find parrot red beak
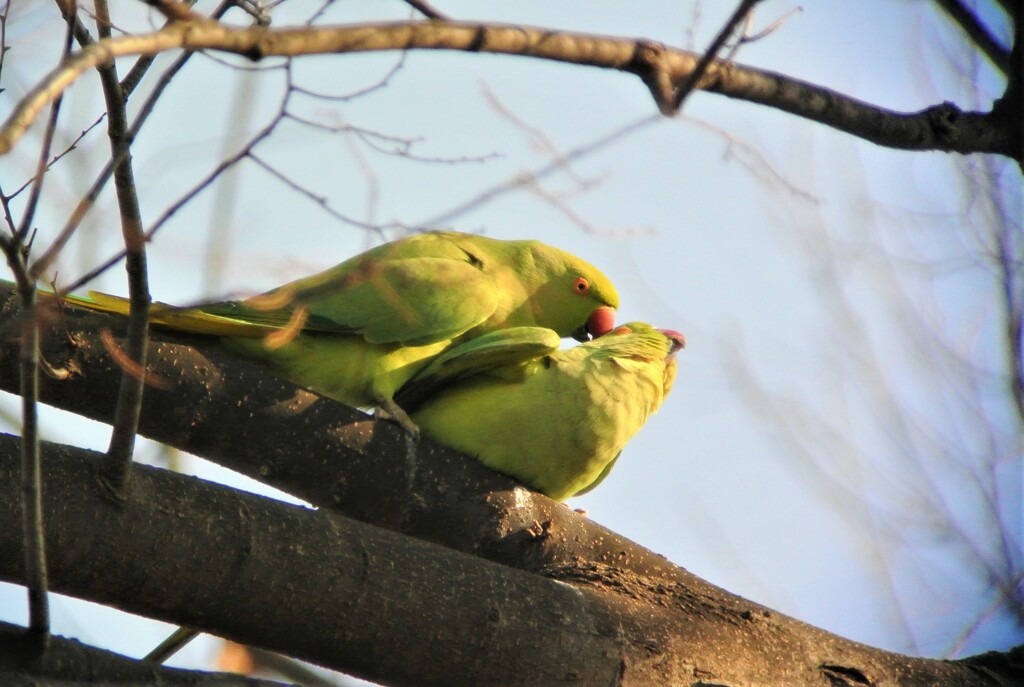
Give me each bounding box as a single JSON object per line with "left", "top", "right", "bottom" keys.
{"left": 573, "top": 306, "right": 616, "bottom": 342}
{"left": 659, "top": 329, "right": 687, "bottom": 355}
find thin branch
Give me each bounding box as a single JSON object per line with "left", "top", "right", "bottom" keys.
{"left": 12, "top": 4, "right": 75, "bottom": 242}
{"left": 402, "top": 0, "right": 448, "bottom": 20}
{"left": 670, "top": 0, "right": 762, "bottom": 111}
{"left": 74, "top": 0, "right": 151, "bottom": 496}
{"left": 120, "top": 0, "right": 220, "bottom": 96}
{"left": 987, "top": 157, "right": 1024, "bottom": 426}
{"left": 0, "top": 620, "right": 290, "bottom": 686}
{"left": 0, "top": 247, "right": 48, "bottom": 643}
{"left": 56, "top": 115, "right": 281, "bottom": 296}
{"left": 422, "top": 114, "right": 661, "bottom": 228}
{"left": 0, "top": 21, "right": 1015, "bottom": 160}
{"left": 6, "top": 115, "right": 107, "bottom": 201}
{"left": 289, "top": 51, "right": 405, "bottom": 101}
{"left": 13, "top": 279, "right": 47, "bottom": 641}
{"left": 29, "top": 0, "right": 237, "bottom": 281}
{"left": 144, "top": 626, "right": 202, "bottom": 663}
{"left": 726, "top": 6, "right": 803, "bottom": 52}
{"left": 248, "top": 152, "right": 398, "bottom": 231}
{"left": 933, "top": 0, "right": 1012, "bottom": 76}
{"left": 286, "top": 110, "right": 498, "bottom": 165}
{"left": 0, "top": 0, "right": 85, "bottom": 644}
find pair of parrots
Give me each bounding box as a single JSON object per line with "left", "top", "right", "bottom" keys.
{"left": 66, "top": 231, "right": 684, "bottom": 501}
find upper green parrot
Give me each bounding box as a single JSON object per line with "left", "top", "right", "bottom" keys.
{"left": 397, "top": 322, "right": 685, "bottom": 500}
{"left": 63, "top": 231, "right": 619, "bottom": 430}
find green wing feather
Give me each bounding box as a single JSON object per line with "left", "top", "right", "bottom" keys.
{"left": 71, "top": 252, "right": 501, "bottom": 346}
{"left": 51, "top": 231, "right": 624, "bottom": 423}
{"left": 410, "top": 322, "right": 682, "bottom": 500}
{"left": 396, "top": 327, "right": 560, "bottom": 411}
{"left": 278, "top": 256, "right": 500, "bottom": 345}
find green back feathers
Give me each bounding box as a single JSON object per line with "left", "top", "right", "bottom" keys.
{"left": 57, "top": 231, "right": 623, "bottom": 415}
{"left": 407, "top": 322, "right": 684, "bottom": 500}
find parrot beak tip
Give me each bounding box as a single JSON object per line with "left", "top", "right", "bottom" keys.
{"left": 657, "top": 329, "right": 686, "bottom": 354}
{"left": 584, "top": 306, "right": 616, "bottom": 340}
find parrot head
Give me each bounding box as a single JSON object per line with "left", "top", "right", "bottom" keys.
{"left": 658, "top": 328, "right": 687, "bottom": 355}
{"left": 602, "top": 322, "right": 685, "bottom": 397}
{"left": 469, "top": 237, "right": 620, "bottom": 342}
{"left": 550, "top": 256, "right": 620, "bottom": 342}
{"left": 603, "top": 322, "right": 686, "bottom": 358}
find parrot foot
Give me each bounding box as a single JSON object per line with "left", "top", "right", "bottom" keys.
{"left": 374, "top": 398, "right": 420, "bottom": 440}
{"left": 375, "top": 397, "right": 421, "bottom": 489}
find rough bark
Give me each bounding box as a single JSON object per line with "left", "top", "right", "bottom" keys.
{"left": 0, "top": 284, "right": 1021, "bottom": 685}
{"left": 0, "top": 435, "right": 1020, "bottom": 686}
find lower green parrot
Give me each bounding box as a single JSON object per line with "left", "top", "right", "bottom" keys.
{"left": 61, "top": 231, "right": 619, "bottom": 432}
{"left": 398, "top": 322, "right": 685, "bottom": 500}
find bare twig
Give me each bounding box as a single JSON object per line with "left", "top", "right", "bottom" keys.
{"left": 248, "top": 152, "right": 397, "bottom": 231}
{"left": 984, "top": 156, "right": 1024, "bottom": 427}
{"left": 7, "top": 116, "right": 107, "bottom": 201}
{"left": 56, "top": 115, "right": 280, "bottom": 296}
{"left": 290, "top": 51, "right": 405, "bottom": 101}
{"left": 933, "top": 0, "right": 1012, "bottom": 76}
{"left": 0, "top": 265, "right": 49, "bottom": 643}
{"left": 482, "top": 85, "right": 592, "bottom": 189}
{"left": 724, "top": 6, "right": 803, "bottom": 59}
{"left": 525, "top": 179, "right": 653, "bottom": 238}
{"left": 682, "top": 115, "right": 819, "bottom": 203}
{"left": 75, "top": 0, "right": 150, "bottom": 496}
{"left": 143, "top": 0, "right": 201, "bottom": 23}
{"left": 30, "top": 0, "right": 236, "bottom": 281}
{"left": 121, "top": 0, "right": 223, "bottom": 96}
{"left": 12, "top": 3, "right": 75, "bottom": 243}
{"left": 670, "top": 0, "right": 761, "bottom": 112}
{"left": 0, "top": 0, "right": 85, "bottom": 645}
{"left": 422, "top": 115, "right": 661, "bottom": 228}
{"left": 287, "top": 110, "right": 498, "bottom": 165}
{"left": 403, "top": 0, "right": 448, "bottom": 21}
{"left": 0, "top": 244, "right": 48, "bottom": 645}
{"left": 144, "top": 625, "right": 201, "bottom": 663}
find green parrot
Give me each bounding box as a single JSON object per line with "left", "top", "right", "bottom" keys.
{"left": 397, "top": 322, "right": 685, "bottom": 500}
{"left": 62, "top": 231, "right": 619, "bottom": 432}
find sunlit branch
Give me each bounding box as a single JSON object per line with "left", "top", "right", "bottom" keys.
{"left": 0, "top": 20, "right": 1015, "bottom": 160}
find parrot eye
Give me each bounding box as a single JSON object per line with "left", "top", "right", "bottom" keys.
{"left": 572, "top": 277, "right": 590, "bottom": 295}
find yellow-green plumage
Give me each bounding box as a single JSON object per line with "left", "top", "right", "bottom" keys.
{"left": 63, "top": 231, "right": 619, "bottom": 424}
{"left": 401, "top": 322, "right": 684, "bottom": 500}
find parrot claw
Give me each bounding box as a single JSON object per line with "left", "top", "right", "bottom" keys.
{"left": 376, "top": 397, "right": 421, "bottom": 490}
{"left": 375, "top": 398, "right": 420, "bottom": 441}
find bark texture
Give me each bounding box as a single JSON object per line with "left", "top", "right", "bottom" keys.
{"left": 0, "top": 285, "right": 1021, "bottom": 685}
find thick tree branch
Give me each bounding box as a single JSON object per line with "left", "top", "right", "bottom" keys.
{"left": 0, "top": 285, "right": 1022, "bottom": 685}
{"left": 0, "top": 435, "right": 1019, "bottom": 686}
{"left": 0, "top": 20, "right": 1015, "bottom": 160}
